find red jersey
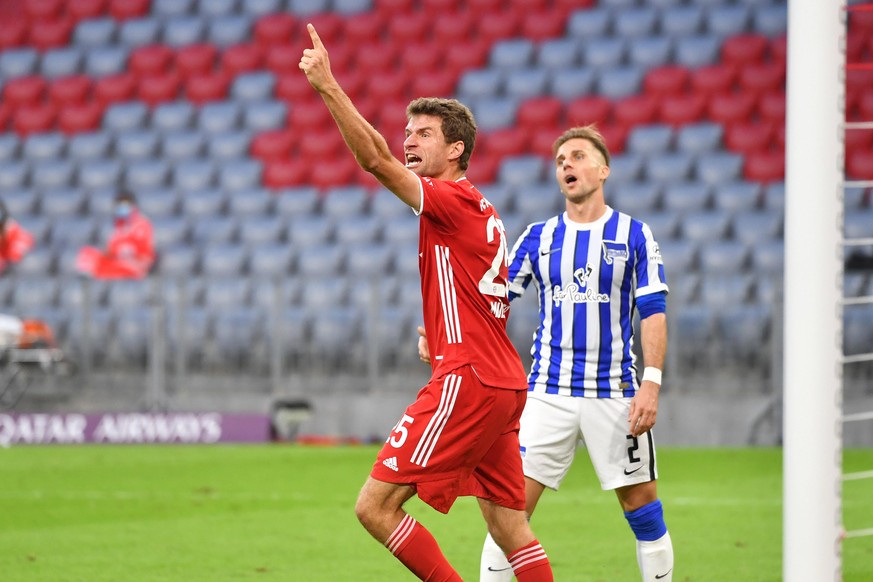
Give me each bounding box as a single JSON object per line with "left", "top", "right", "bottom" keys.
{"left": 416, "top": 176, "right": 527, "bottom": 390}
{"left": 0, "top": 220, "right": 34, "bottom": 273}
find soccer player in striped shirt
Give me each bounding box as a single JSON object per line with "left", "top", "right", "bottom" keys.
{"left": 474, "top": 125, "right": 675, "bottom": 581}
{"left": 300, "top": 24, "right": 554, "bottom": 581}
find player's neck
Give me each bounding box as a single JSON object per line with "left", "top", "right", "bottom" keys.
{"left": 565, "top": 195, "right": 607, "bottom": 224}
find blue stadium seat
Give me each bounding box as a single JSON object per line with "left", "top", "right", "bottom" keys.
{"left": 197, "top": 0, "right": 237, "bottom": 16}
{"left": 753, "top": 3, "right": 788, "bottom": 36}
{"left": 681, "top": 210, "right": 731, "bottom": 242}
{"left": 207, "top": 130, "right": 252, "bottom": 160}
{"left": 15, "top": 215, "right": 51, "bottom": 246}
{"left": 658, "top": 239, "right": 699, "bottom": 272}
{"left": 191, "top": 214, "right": 238, "bottom": 243}
{"left": 0, "top": 48, "right": 38, "bottom": 78}
{"left": 2, "top": 189, "right": 35, "bottom": 216}
{"left": 242, "top": 0, "right": 284, "bottom": 16}
{"left": 138, "top": 188, "right": 181, "bottom": 218}
{"left": 249, "top": 243, "right": 295, "bottom": 276}
{"left": 200, "top": 244, "right": 248, "bottom": 276}
{"left": 660, "top": 5, "right": 704, "bottom": 37}
{"left": 68, "top": 131, "right": 112, "bottom": 161}
{"left": 125, "top": 159, "right": 171, "bottom": 190}
{"left": 156, "top": 243, "right": 200, "bottom": 276}
{"left": 274, "top": 186, "right": 321, "bottom": 217}
{"left": 202, "top": 277, "right": 252, "bottom": 308}
{"left": 478, "top": 184, "right": 514, "bottom": 214}
{"left": 152, "top": 102, "right": 195, "bottom": 132}
{"left": 845, "top": 272, "right": 869, "bottom": 298}
{"left": 73, "top": 18, "right": 117, "bottom": 47}
{"left": 370, "top": 189, "right": 412, "bottom": 219}
{"left": 151, "top": 215, "right": 190, "bottom": 246}
{"left": 505, "top": 68, "right": 549, "bottom": 100}
{"left": 173, "top": 159, "right": 218, "bottom": 192}
{"left": 844, "top": 308, "right": 873, "bottom": 356}
{"left": 198, "top": 101, "right": 242, "bottom": 133}
{"left": 673, "top": 36, "right": 721, "bottom": 68}
{"left": 118, "top": 17, "right": 162, "bottom": 47}
{"left": 84, "top": 45, "right": 129, "bottom": 77}
{"left": 238, "top": 214, "right": 287, "bottom": 245}
{"left": 490, "top": 39, "right": 535, "bottom": 70}
{"left": 11, "top": 276, "right": 59, "bottom": 311}
{"left": 322, "top": 185, "right": 370, "bottom": 217}
{"left": 695, "top": 152, "right": 744, "bottom": 186}
{"left": 345, "top": 242, "right": 393, "bottom": 277}
{"left": 732, "top": 208, "right": 783, "bottom": 245}
{"left": 23, "top": 132, "right": 66, "bottom": 161}
{"left": 606, "top": 153, "right": 645, "bottom": 185}
{"left": 40, "top": 187, "right": 87, "bottom": 218}
{"left": 697, "top": 239, "right": 750, "bottom": 274}
{"left": 583, "top": 37, "right": 627, "bottom": 69}
{"left": 844, "top": 187, "right": 868, "bottom": 209}
{"left": 88, "top": 188, "right": 119, "bottom": 215}
{"left": 645, "top": 153, "right": 695, "bottom": 185}
{"left": 718, "top": 303, "right": 772, "bottom": 365}
{"left": 49, "top": 216, "right": 97, "bottom": 248}
{"left": 713, "top": 182, "right": 762, "bottom": 213}
{"left": 662, "top": 182, "right": 711, "bottom": 213}
{"left": 614, "top": 7, "right": 658, "bottom": 37}
{"left": 628, "top": 36, "right": 673, "bottom": 68}
{"left": 699, "top": 272, "right": 753, "bottom": 307}
{"left": 626, "top": 124, "right": 675, "bottom": 156}
{"left": 596, "top": 66, "right": 644, "bottom": 99}
{"left": 610, "top": 182, "right": 662, "bottom": 217}
{"left": 207, "top": 14, "right": 253, "bottom": 47}
{"left": 749, "top": 239, "right": 784, "bottom": 274}
{"left": 297, "top": 245, "right": 345, "bottom": 277}
{"left": 332, "top": 0, "right": 373, "bottom": 14}
{"left": 383, "top": 215, "right": 419, "bottom": 247}
{"left": 243, "top": 101, "right": 287, "bottom": 131}
{"left": 106, "top": 306, "right": 151, "bottom": 366}
{"left": 498, "top": 156, "right": 546, "bottom": 189}
{"left": 336, "top": 215, "right": 381, "bottom": 245}
{"left": 310, "top": 307, "right": 361, "bottom": 354}
{"left": 300, "top": 278, "right": 349, "bottom": 309}
{"left": 219, "top": 159, "right": 262, "bottom": 192}
{"left": 537, "top": 38, "right": 582, "bottom": 70}
{"left": 705, "top": 5, "right": 751, "bottom": 38}
{"left": 289, "top": 215, "right": 334, "bottom": 247}
{"left": 228, "top": 187, "right": 275, "bottom": 217}
{"left": 567, "top": 8, "right": 612, "bottom": 37}
{"left": 675, "top": 123, "right": 723, "bottom": 154}
{"left": 666, "top": 271, "right": 699, "bottom": 304}
{"left": 209, "top": 306, "right": 265, "bottom": 366}
{"left": 457, "top": 69, "right": 503, "bottom": 101}
{"left": 549, "top": 67, "right": 597, "bottom": 100}
{"left": 471, "top": 97, "right": 518, "bottom": 132}
{"left": 115, "top": 130, "right": 159, "bottom": 160}
{"left": 644, "top": 210, "right": 682, "bottom": 241}
{"left": 13, "top": 247, "right": 55, "bottom": 276}
{"left": 0, "top": 161, "right": 29, "bottom": 190}
{"left": 31, "top": 159, "right": 75, "bottom": 190}
{"left": 40, "top": 47, "right": 84, "bottom": 78}
{"left": 162, "top": 130, "right": 205, "bottom": 160}
{"left": 153, "top": 0, "right": 194, "bottom": 16}
{"left": 514, "top": 183, "right": 564, "bottom": 220}
{"left": 105, "top": 279, "right": 152, "bottom": 309}
{"left": 232, "top": 72, "right": 277, "bottom": 102}
{"left": 845, "top": 207, "right": 873, "bottom": 239}
{"left": 0, "top": 134, "right": 20, "bottom": 162}
{"left": 671, "top": 305, "right": 717, "bottom": 362}
{"left": 763, "top": 182, "right": 784, "bottom": 211}
{"left": 104, "top": 102, "right": 149, "bottom": 132}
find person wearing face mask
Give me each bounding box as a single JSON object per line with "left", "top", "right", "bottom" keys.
{"left": 0, "top": 200, "right": 35, "bottom": 275}
{"left": 75, "top": 192, "right": 154, "bottom": 279}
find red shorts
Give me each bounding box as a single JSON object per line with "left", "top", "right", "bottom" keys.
{"left": 370, "top": 365, "right": 527, "bottom": 514}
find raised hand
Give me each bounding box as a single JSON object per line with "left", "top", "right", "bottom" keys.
{"left": 298, "top": 23, "right": 333, "bottom": 92}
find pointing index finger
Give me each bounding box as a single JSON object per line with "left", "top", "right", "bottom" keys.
{"left": 307, "top": 23, "right": 323, "bottom": 49}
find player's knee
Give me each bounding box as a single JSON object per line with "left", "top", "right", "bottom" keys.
{"left": 624, "top": 499, "right": 668, "bottom": 541}
{"left": 354, "top": 490, "right": 377, "bottom": 529}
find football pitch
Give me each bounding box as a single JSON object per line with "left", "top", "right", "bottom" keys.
{"left": 1, "top": 445, "right": 871, "bottom": 581}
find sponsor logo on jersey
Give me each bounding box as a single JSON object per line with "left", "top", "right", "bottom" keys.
{"left": 573, "top": 264, "right": 594, "bottom": 288}
{"left": 602, "top": 240, "right": 629, "bottom": 264}
{"left": 552, "top": 284, "right": 609, "bottom": 305}
{"left": 383, "top": 456, "right": 399, "bottom": 472}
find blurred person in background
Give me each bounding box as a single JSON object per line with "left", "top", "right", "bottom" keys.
{"left": 0, "top": 200, "right": 34, "bottom": 274}
{"left": 76, "top": 192, "right": 154, "bottom": 279}
{"left": 300, "top": 23, "right": 554, "bottom": 582}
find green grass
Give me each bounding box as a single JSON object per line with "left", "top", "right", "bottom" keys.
{"left": 0, "top": 446, "right": 871, "bottom": 581}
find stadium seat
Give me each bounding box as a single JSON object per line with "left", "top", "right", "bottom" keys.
{"left": 753, "top": 4, "right": 788, "bottom": 36}
{"left": 643, "top": 210, "right": 681, "bottom": 241}
{"left": 697, "top": 240, "right": 750, "bottom": 274}
{"left": 78, "top": 158, "right": 123, "bottom": 190}
{"left": 115, "top": 129, "right": 159, "bottom": 159}
{"left": 626, "top": 125, "right": 674, "bottom": 156}
{"left": 173, "top": 159, "right": 218, "bottom": 191}
{"left": 656, "top": 239, "right": 698, "bottom": 272}
{"left": 198, "top": 101, "right": 242, "bottom": 133}
{"left": 607, "top": 153, "right": 645, "bottom": 185}
{"left": 673, "top": 35, "right": 720, "bottom": 68}
{"left": 40, "top": 187, "right": 88, "bottom": 218}
{"left": 106, "top": 279, "right": 153, "bottom": 310}
{"left": 732, "top": 208, "right": 783, "bottom": 245}
{"left": 0, "top": 49, "right": 39, "bottom": 79}
{"left": 743, "top": 149, "right": 785, "bottom": 183}
{"left": 549, "top": 67, "right": 597, "bottom": 101}
{"left": 126, "top": 159, "right": 172, "bottom": 191}
{"left": 2, "top": 189, "right": 35, "bottom": 216}
{"left": 162, "top": 130, "right": 206, "bottom": 160}
{"left": 598, "top": 66, "right": 645, "bottom": 100}
{"left": 345, "top": 242, "right": 393, "bottom": 277}
{"left": 200, "top": 244, "right": 248, "bottom": 276}
{"left": 248, "top": 242, "right": 295, "bottom": 277}
{"left": 566, "top": 7, "right": 611, "bottom": 37}
{"left": 238, "top": 214, "right": 286, "bottom": 245}
{"left": 762, "top": 182, "right": 784, "bottom": 211}
{"left": 695, "top": 152, "right": 744, "bottom": 186}
{"left": 218, "top": 159, "right": 262, "bottom": 192}
{"left": 156, "top": 243, "right": 200, "bottom": 276}
{"left": 608, "top": 182, "right": 663, "bottom": 216}
{"left": 243, "top": 100, "right": 287, "bottom": 131}
{"left": 207, "top": 130, "right": 252, "bottom": 160}
{"left": 23, "top": 132, "right": 66, "bottom": 161}
{"left": 151, "top": 215, "right": 190, "bottom": 246}
{"left": 739, "top": 62, "right": 785, "bottom": 97}
{"left": 615, "top": 6, "right": 658, "bottom": 37}
{"left": 490, "top": 39, "right": 535, "bottom": 70}
{"left": 661, "top": 182, "right": 711, "bottom": 213}
{"left": 103, "top": 101, "right": 149, "bottom": 132}
{"left": 706, "top": 4, "right": 751, "bottom": 38}
{"left": 457, "top": 69, "right": 503, "bottom": 102}
{"left": 300, "top": 278, "right": 349, "bottom": 310}
{"left": 750, "top": 239, "right": 784, "bottom": 274}
{"left": 537, "top": 38, "right": 582, "bottom": 70}
{"left": 163, "top": 15, "right": 206, "bottom": 47}
{"left": 505, "top": 68, "right": 549, "bottom": 100}
{"left": 13, "top": 103, "right": 58, "bottom": 136}
{"left": 721, "top": 34, "right": 769, "bottom": 67}
{"left": 41, "top": 48, "right": 85, "bottom": 79}
{"left": 644, "top": 152, "right": 695, "bottom": 184}
{"left": 712, "top": 181, "right": 762, "bottom": 213}
{"left": 718, "top": 303, "right": 772, "bottom": 366}
{"left": 202, "top": 277, "right": 253, "bottom": 309}
{"left": 675, "top": 122, "right": 723, "bottom": 154}
{"left": 628, "top": 36, "right": 673, "bottom": 69}
{"left": 680, "top": 210, "right": 731, "bottom": 242}
{"left": 660, "top": 5, "right": 704, "bottom": 37}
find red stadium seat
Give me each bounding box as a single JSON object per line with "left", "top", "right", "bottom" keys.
{"left": 644, "top": 66, "right": 691, "bottom": 97}
{"left": 859, "top": 91, "right": 873, "bottom": 119}
{"left": 0, "top": 102, "right": 11, "bottom": 132}
{"left": 598, "top": 123, "right": 629, "bottom": 154}
{"left": 374, "top": 98, "right": 409, "bottom": 138}
{"left": 738, "top": 62, "right": 785, "bottom": 96}
{"left": 530, "top": 126, "right": 561, "bottom": 157}
{"left": 410, "top": 69, "right": 457, "bottom": 97}
{"left": 433, "top": 12, "right": 474, "bottom": 44}
{"left": 309, "top": 158, "right": 359, "bottom": 189}
{"left": 221, "top": 43, "right": 264, "bottom": 76}
{"left": 265, "top": 43, "right": 302, "bottom": 75}
{"left": 849, "top": 5, "right": 873, "bottom": 34}
{"left": 108, "top": 0, "right": 149, "bottom": 20}
{"left": 847, "top": 150, "right": 873, "bottom": 181}
{"left": 28, "top": 17, "right": 73, "bottom": 50}
{"left": 466, "top": 0, "right": 501, "bottom": 12}
{"left": 556, "top": 0, "right": 594, "bottom": 10}
{"left": 264, "top": 159, "right": 310, "bottom": 188}
{"left": 446, "top": 39, "right": 490, "bottom": 72}
{"left": 254, "top": 13, "right": 297, "bottom": 48}
{"left": 49, "top": 75, "right": 92, "bottom": 106}
{"left": 342, "top": 12, "right": 384, "bottom": 46}
{"left": 743, "top": 149, "right": 784, "bottom": 183}
{"left": 251, "top": 129, "right": 298, "bottom": 162}
{"left": 476, "top": 11, "right": 521, "bottom": 43}
{"left": 659, "top": 93, "right": 707, "bottom": 126}
{"left": 421, "top": 0, "right": 459, "bottom": 16}
{"left": 137, "top": 71, "right": 181, "bottom": 107}
{"left": 724, "top": 121, "right": 775, "bottom": 155}
{"left": 58, "top": 101, "right": 103, "bottom": 134}
{"left": 24, "top": 0, "right": 64, "bottom": 20}
{"left": 707, "top": 91, "right": 757, "bottom": 124}
{"left": 516, "top": 96, "right": 564, "bottom": 130}
{"left": 846, "top": 128, "right": 873, "bottom": 161}
{"left": 388, "top": 12, "right": 429, "bottom": 44}
{"left": 0, "top": 19, "right": 27, "bottom": 50}
{"left": 355, "top": 41, "right": 399, "bottom": 73}
{"left": 721, "top": 34, "right": 769, "bottom": 67}
{"left": 465, "top": 152, "right": 500, "bottom": 185}
{"left": 757, "top": 91, "right": 786, "bottom": 123}
{"left": 93, "top": 72, "right": 136, "bottom": 107}
{"left": 130, "top": 45, "right": 175, "bottom": 77}
{"left": 770, "top": 36, "right": 787, "bottom": 67}
{"left": 3, "top": 76, "right": 47, "bottom": 108}
{"left": 565, "top": 96, "right": 612, "bottom": 127}
{"left": 176, "top": 44, "right": 218, "bottom": 77}
{"left": 614, "top": 95, "right": 659, "bottom": 127}
{"left": 13, "top": 103, "right": 57, "bottom": 136}
{"left": 691, "top": 64, "right": 738, "bottom": 96}
{"left": 366, "top": 70, "right": 410, "bottom": 102}
{"left": 334, "top": 68, "right": 367, "bottom": 101}
{"left": 289, "top": 100, "right": 334, "bottom": 132}
{"left": 275, "top": 73, "right": 315, "bottom": 104}
{"left": 374, "top": 0, "right": 415, "bottom": 19}
{"left": 522, "top": 9, "right": 568, "bottom": 42}
{"left": 69, "top": 0, "right": 106, "bottom": 22}
{"left": 479, "top": 127, "right": 530, "bottom": 158}
{"left": 400, "top": 42, "right": 441, "bottom": 75}
{"left": 185, "top": 71, "right": 230, "bottom": 104}
{"left": 306, "top": 13, "right": 345, "bottom": 45}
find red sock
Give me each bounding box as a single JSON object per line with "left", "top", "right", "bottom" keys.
{"left": 385, "top": 514, "right": 462, "bottom": 582}
{"left": 508, "top": 539, "right": 554, "bottom": 582}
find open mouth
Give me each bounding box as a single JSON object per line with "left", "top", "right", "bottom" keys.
{"left": 405, "top": 154, "right": 422, "bottom": 168}
{"left": 564, "top": 175, "right": 578, "bottom": 184}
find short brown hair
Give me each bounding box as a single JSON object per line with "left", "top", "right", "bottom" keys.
{"left": 553, "top": 125, "right": 611, "bottom": 167}
{"left": 406, "top": 97, "right": 477, "bottom": 170}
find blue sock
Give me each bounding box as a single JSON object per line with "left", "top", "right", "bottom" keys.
{"left": 624, "top": 499, "right": 668, "bottom": 541}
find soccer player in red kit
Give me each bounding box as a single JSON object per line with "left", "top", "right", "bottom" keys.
{"left": 300, "top": 24, "right": 554, "bottom": 582}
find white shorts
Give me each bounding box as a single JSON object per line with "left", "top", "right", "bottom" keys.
{"left": 519, "top": 391, "right": 658, "bottom": 491}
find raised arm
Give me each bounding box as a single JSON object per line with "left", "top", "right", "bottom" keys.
{"left": 298, "top": 24, "right": 421, "bottom": 209}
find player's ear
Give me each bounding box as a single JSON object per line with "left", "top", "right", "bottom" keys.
{"left": 600, "top": 164, "right": 610, "bottom": 182}
{"left": 447, "top": 140, "right": 464, "bottom": 164}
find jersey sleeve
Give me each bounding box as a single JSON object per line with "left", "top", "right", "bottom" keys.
{"left": 417, "top": 176, "right": 458, "bottom": 232}
{"left": 634, "top": 221, "right": 669, "bottom": 298}
{"left": 507, "top": 224, "right": 535, "bottom": 301}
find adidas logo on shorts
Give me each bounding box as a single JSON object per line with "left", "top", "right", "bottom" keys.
{"left": 383, "top": 457, "right": 399, "bottom": 472}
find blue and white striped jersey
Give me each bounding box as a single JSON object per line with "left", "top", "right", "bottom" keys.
{"left": 507, "top": 207, "right": 669, "bottom": 398}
